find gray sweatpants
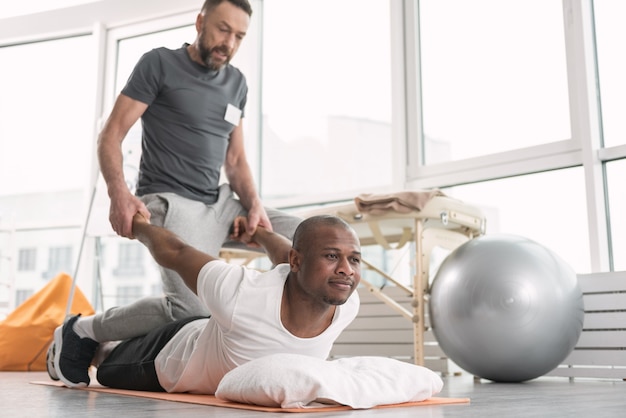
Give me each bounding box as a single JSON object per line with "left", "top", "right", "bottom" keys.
{"left": 92, "top": 184, "right": 301, "bottom": 341}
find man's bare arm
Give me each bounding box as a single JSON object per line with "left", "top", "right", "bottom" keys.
{"left": 97, "top": 94, "right": 150, "bottom": 237}
{"left": 132, "top": 215, "right": 215, "bottom": 294}
{"left": 231, "top": 217, "right": 292, "bottom": 265}
{"left": 252, "top": 227, "right": 291, "bottom": 266}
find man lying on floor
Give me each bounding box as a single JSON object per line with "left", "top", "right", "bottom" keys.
{"left": 48, "top": 213, "right": 361, "bottom": 393}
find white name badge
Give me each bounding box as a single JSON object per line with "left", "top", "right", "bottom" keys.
{"left": 224, "top": 103, "right": 242, "bottom": 126}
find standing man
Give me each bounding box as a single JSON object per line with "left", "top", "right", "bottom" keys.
{"left": 95, "top": 0, "right": 301, "bottom": 340}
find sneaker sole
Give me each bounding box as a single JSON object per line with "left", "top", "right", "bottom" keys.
{"left": 46, "top": 342, "right": 60, "bottom": 381}
{"left": 54, "top": 323, "right": 88, "bottom": 388}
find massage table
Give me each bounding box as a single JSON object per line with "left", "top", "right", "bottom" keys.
{"left": 294, "top": 192, "right": 486, "bottom": 366}
{"left": 221, "top": 192, "right": 486, "bottom": 366}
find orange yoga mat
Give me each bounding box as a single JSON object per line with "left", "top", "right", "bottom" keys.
{"left": 33, "top": 381, "right": 470, "bottom": 413}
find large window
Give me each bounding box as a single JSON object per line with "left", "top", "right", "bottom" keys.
{"left": 17, "top": 248, "right": 36, "bottom": 271}
{"left": 0, "top": 35, "right": 95, "bottom": 196}
{"left": 606, "top": 160, "right": 625, "bottom": 271}
{"left": 44, "top": 246, "right": 73, "bottom": 280}
{"left": 260, "top": 0, "right": 393, "bottom": 200}
{"left": 0, "top": 35, "right": 95, "bottom": 315}
{"left": 113, "top": 242, "right": 145, "bottom": 276}
{"left": 594, "top": 0, "right": 626, "bottom": 148}
{"left": 419, "top": 0, "right": 570, "bottom": 163}
{"left": 444, "top": 167, "right": 590, "bottom": 273}
{"left": 594, "top": 1, "right": 626, "bottom": 272}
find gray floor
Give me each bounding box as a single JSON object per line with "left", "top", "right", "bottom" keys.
{"left": 2, "top": 371, "right": 624, "bottom": 417}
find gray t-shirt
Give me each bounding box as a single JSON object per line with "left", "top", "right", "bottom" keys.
{"left": 122, "top": 44, "right": 248, "bottom": 204}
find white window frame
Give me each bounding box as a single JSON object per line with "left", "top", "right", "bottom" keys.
{"left": 402, "top": 0, "right": 617, "bottom": 271}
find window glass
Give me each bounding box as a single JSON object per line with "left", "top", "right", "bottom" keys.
{"left": 606, "top": 159, "right": 625, "bottom": 271}
{"left": 98, "top": 235, "right": 161, "bottom": 311}
{"left": 17, "top": 248, "right": 37, "bottom": 271}
{"left": 0, "top": 35, "right": 95, "bottom": 195}
{"left": 15, "top": 289, "right": 33, "bottom": 307}
{"left": 593, "top": 0, "right": 626, "bottom": 147}
{"left": 116, "top": 285, "right": 143, "bottom": 306}
{"left": 0, "top": 231, "right": 11, "bottom": 317}
{"left": 0, "top": 226, "right": 82, "bottom": 317}
{"left": 260, "top": 0, "right": 393, "bottom": 199}
{"left": 443, "top": 167, "right": 590, "bottom": 273}
{"left": 115, "top": 26, "right": 196, "bottom": 94}
{"left": 45, "top": 246, "right": 73, "bottom": 280}
{"left": 419, "top": 0, "right": 570, "bottom": 163}
{"left": 114, "top": 242, "right": 145, "bottom": 276}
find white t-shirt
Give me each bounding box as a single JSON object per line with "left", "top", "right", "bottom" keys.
{"left": 154, "top": 261, "right": 360, "bottom": 394}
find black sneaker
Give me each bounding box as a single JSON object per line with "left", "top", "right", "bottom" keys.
{"left": 54, "top": 314, "right": 99, "bottom": 388}
{"left": 46, "top": 341, "right": 60, "bottom": 381}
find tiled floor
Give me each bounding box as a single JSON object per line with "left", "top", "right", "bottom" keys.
{"left": 2, "top": 371, "right": 624, "bottom": 417}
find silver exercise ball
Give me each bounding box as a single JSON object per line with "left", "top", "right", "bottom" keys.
{"left": 429, "top": 234, "right": 584, "bottom": 383}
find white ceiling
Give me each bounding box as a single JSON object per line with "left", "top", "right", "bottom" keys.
{"left": 0, "top": 0, "right": 101, "bottom": 19}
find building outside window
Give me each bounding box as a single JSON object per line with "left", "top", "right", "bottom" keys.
{"left": 17, "top": 248, "right": 36, "bottom": 271}
{"left": 114, "top": 242, "right": 145, "bottom": 277}
{"left": 116, "top": 285, "right": 143, "bottom": 307}
{"left": 43, "top": 246, "right": 73, "bottom": 280}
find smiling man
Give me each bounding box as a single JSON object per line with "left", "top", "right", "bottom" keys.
{"left": 49, "top": 214, "right": 361, "bottom": 393}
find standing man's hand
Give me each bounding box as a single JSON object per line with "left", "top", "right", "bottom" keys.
{"left": 109, "top": 189, "right": 151, "bottom": 238}
{"left": 245, "top": 203, "right": 272, "bottom": 236}
{"left": 230, "top": 216, "right": 257, "bottom": 247}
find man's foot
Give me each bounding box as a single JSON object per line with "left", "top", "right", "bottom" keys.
{"left": 46, "top": 341, "right": 59, "bottom": 381}
{"left": 53, "top": 315, "right": 99, "bottom": 388}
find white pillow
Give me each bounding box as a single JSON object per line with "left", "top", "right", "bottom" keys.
{"left": 215, "top": 353, "right": 443, "bottom": 409}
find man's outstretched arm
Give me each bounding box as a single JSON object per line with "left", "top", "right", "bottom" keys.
{"left": 132, "top": 214, "right": 215, "bottom": 294}
{"left": 132, "top": 215, "right": 293, "bottom": 294}
{"left": 231, "top": 217, "right": 292, "bottom": 266}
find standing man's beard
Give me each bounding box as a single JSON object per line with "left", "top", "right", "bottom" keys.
{"left": 198, "top": 33, "right": 232, "bottom": 70}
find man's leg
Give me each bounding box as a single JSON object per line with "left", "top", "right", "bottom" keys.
{"left": 91, "top": 191, "right": 228, "bottom": 340}
{"left": 265, "top": 207, "right": 302, "bottom": 241}
{"left": 96, "top": 316, "right": 206, "bottom": 391}
{"left": 142, "top": 193, "right": 231, "bottom": 319}
{"left": 92, "top": 296, "right": 175, "bottom": 341}
{"left": 216, "top": 184, "right": 302, "bottom": 252}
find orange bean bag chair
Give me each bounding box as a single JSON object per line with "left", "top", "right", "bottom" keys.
{"left": 0, "top": 273, "right": 94, "bottom": 371}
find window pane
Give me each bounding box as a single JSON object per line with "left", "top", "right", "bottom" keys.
{"left": 18, "top": 248, "right": 37, "bottom": 271}
{"left": 15, "top": 289, "right": 33, "bottom": 307}
{"left": 45, "top": 246, "right": 73, "bottom": 279}
{"left": 114, "top": 242, "right": 145, "bottom": 276}
{"left": 116, "top": 285, "right": 143, "bottom": 306}
{"left": 98, "top": 235, "right": 161, "bottom": 311}
{"left": 115, "top": 26, "right": 196, "bottom": 94}
{"left": 606, "top": 159, "right": 626, "bottom": 271}
{"left": 594, "top": 0, "right": 626, "bottom": 147}
{"left": 0, "top": 226, "right": 82, "bottom": 317}
{"left": 420, "top": 0, "right": 570, "bottom": 163}
{"left": 261, "top": 0, "right": 393, "bottom": 199}
{"left": 0, "top": 35, "right": 95, "bottom": 195}
{"left": 443, "top": 167, "right": 591, "bottom": 273}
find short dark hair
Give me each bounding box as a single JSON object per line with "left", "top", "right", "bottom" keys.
{"left": 292, "top": 215, "right": 355, "bottom": 252}
{"left": 201, "top": 0, "right": 253, "bottom": 17}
